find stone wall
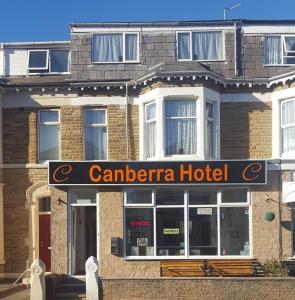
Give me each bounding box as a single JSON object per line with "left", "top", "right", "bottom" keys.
{"left": 101, "top": 278, "right": 295, "bottom": 300}
{"left": 3, "top": 167, "right": 48, "bottom": 273}
{"left": 3, "top": 108, "right": 37, "bottom": 164}
{"left": 220, "top": 101, "right": 272, "bottom": 159}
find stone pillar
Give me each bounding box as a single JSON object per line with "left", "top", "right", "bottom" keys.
{"left": 85, "top": 256, "right": 99, "bottom": 300}
{"left": 30, "top": 259, "right": 46, "bottom": 300}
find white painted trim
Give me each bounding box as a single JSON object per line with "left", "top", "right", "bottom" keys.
{"left": 27, "top": 49, "right": 49, "bottom": 71}
{"left": 71, "top": 26, "right": 235, "bottom": 33}
{"left": 243, "top": 25, "right": 295, "bottom": 34}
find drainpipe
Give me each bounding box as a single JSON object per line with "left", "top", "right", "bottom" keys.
{"left": 234, "top": 22, "right": 238, "bottom": 76}
{"left": 278, "top": 160, "right": 283, "bottom": 260}
{"left": 125, "top": 82, "right": 129, "bottom": 160}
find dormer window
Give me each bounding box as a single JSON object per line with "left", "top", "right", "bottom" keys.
{"left": 264, "top": 35, "right": 295, "bottom": 65}
{"left": 177, "top": 31, "right": 224, "bottom": 61}
{"left": 27, "top": 49, "right": 70, "bottom": 74}
{"left": 92, "top": 33, "right": 139, "bottom": 63}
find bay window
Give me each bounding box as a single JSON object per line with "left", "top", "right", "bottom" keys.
{"left": 92, "top": 33, "right": 139, "bottom": 63}
{"left": 84, "top": 109, "right": 107, "bottom": 160}
{"left": 165, "top": 100, "right": 197, "bottom": 155}
{"left": 281, "top": 99, "right": 295, "bottom": 154}
{"left": 38, "top": 110, "right": 60, "bottom": 162}
{"left": 264, "top": 35, "right": 295, "bottom": 65}
{"left": 124, "top": 188, "right": 251, "bottom": 258}
{"left": 177, "top": 31, "right": 223, "bottom": 61}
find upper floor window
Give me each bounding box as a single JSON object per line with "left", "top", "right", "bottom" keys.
{"left": 281, "top": 99, "right": 295, "bottom": 154}
{"left": 264, "top": 35, "right": 295, "bottom": 65}
{"left": 38, "top": 110, "right": 60, "bottom": 162}
{"left": 28, "top": 49, "right": 70, "bottom": 74}
{"left": 205, "top": 101, "right": 216, "bottom": 158}
{"left": 177, "top": 31, "right": 223, "bottom": 61}
{"left": 92, "top": 33, "right": 139, "bottom": 63}
{"left": 145, "top": 102, "right": 156, "bottom": 159}
{"left": 84, "top": 109, "right": 107, "bottom": 160}
{"left": 165, "top": 100, "right": 197, "bottom": 155}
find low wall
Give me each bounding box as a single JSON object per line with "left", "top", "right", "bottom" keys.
{"left": 101, "top": 278, "right": 295, "bottom": 300}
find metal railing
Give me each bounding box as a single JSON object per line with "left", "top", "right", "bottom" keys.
{"left": 13, "top": 259, "right": 30, "bottom": 287}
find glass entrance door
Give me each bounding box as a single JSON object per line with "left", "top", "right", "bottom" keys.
{"left": 69, "top": 190, "right": 98, "bottom": 275}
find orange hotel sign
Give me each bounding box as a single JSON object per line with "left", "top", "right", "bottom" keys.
{"left": 48, "top": 160, "right": 267, "bottom": 186}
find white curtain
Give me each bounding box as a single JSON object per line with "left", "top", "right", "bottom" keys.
{"left": 125, "top": 34, "right": 138, "bottom": 61}
{"left": 93, "top": 34, "right": 123, "bottom": 62}
{"left": 85, "top": 127, "right": 107, "bottom": 160}
{"left": 206, "top": 102, "right": 214, "bottom": 157}
{"left": 192, "top": 32, "right": 222, "bottom": 60}
{"left": 282, "top": 101, "right": 295, "bottom": 153}
{"left": 178, "top": 32, "right": 190, "bottom": 59}
{"left": 39, "top": 125, "right": 60, "bottom": 161}
{"left": 145, "top": 103, "right": 156, "bottom": 158}
{"left": 165, "top": 100, "right": 196, "bottom": 155}
{"left": 264, "top": 36, "right": 281, "bottom": 64}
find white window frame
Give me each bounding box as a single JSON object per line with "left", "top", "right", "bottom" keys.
{"left": 164, "top": 99, "right": 198, "bottom": 157}
{"left": 27, "top": 49, "right": 70, "bottom": 74}
{"left": 38, "top": 109, "right": 61, "bottom": 164}
{"left": 280, "top": 98, "right": 295, "bottom": 156}
{"left": 176, "top": 30, "right": 225, "bottom": 62}
{"left": 124, "top": 188, "right": 252, "bottom": 260}
{"left": 83, "top": 108, "right": 108, "bottom": 161}
{"left": 27, "top": 49, "right": 49, "bottom": 70}
{"left": 205, "top": 100, "right": 218, "bottom": 159}
{"left": 144, "top": 101, "right": 157, "bottom": 160}
{"left": 92, "top": 32, "right": 140, "bottom": 64}
{"left": 264, "top": 35, "right": 295, "bottom": 66}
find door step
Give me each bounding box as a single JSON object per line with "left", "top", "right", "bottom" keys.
{"left": 56, "top": 278, "right": 86, "bottom": 300}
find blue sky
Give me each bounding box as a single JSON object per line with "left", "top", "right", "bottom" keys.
{"left": 0, "top": 0, "right": 293, "bottom": 42}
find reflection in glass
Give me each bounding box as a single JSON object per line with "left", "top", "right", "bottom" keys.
{"left": 189, "top": 189, "right": 217, "bottom": 205}
{"left": 156, "top": 189, "right": 184, "bottom": 205}
{"left": 126, "top": 189, "right": 152, "bottom": 204}
{"left": 156, "top": 208, "right": 184, "bottom": 256}
{"left": 220, "top": 207, "right": 249, "bottom": 255}
{"left": 189, "top": 207, "right": 217, "bottom": 255}
{"left": 222, "top": 189, "right": 248, "bottom": 203}
{"left": 126, "top": 208, "right": 154, "bottom": 256}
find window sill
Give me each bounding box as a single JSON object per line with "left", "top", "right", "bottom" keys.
{"left": 91, "top": 61, "right": 140, "bottom": 65}
{"left": 177, "top": 59, "right": 226, "bottom": 63}
{"left": 27, "top": 72, "right": 70, "bottom": 76}
{"left": 124, "top": 255, "right": 253, "bottom": 260}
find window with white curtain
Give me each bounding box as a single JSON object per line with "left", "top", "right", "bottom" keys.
{"left": 145, "top": 102, "right": 156, "bottom": 159}
{"left": 205, "top": 101, "right": 216, "bottom": 158}
{"left": 177, "top": 31, "right": 223, "bottom": 61}
{"left": 281, "top": 99, "right": 295, "bottom": 154}
{"left": 92, "top": 33, "right": 139, "bottom": 63}
{"left": 84, "top": 109, "right": 107, "bottom": 160}
{"left": 165, "top": 100, "right": 197, "bottom": 155}
{"left": 38, "top": 110, "right": 60, "bottom": 162}
{"left": 264, "top": 35, "right": 295, "bottom": 65}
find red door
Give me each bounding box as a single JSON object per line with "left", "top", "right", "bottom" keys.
{"left": 39, "top": 214, "right": 51, "bottom": 272}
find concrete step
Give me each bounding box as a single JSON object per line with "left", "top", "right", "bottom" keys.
{"left": 57, "top": 283, "right": 86, "bottom": 294}
{"left": 56, "top": 291, "right": 86, "bottom": 300}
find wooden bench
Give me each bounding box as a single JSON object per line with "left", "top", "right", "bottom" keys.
{"left": 206, "top": 259, "right": 257, "bottom": 277}
{"left": 160, "top": 260, "right": 206, "bottom": 277}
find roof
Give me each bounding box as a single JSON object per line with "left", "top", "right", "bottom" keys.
{"left": 70, "top": 19, "right": 295, "bottom": 28}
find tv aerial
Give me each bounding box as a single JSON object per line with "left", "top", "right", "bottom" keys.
{"left": 224, "top": 3, "right": 241, "bottom": 20}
